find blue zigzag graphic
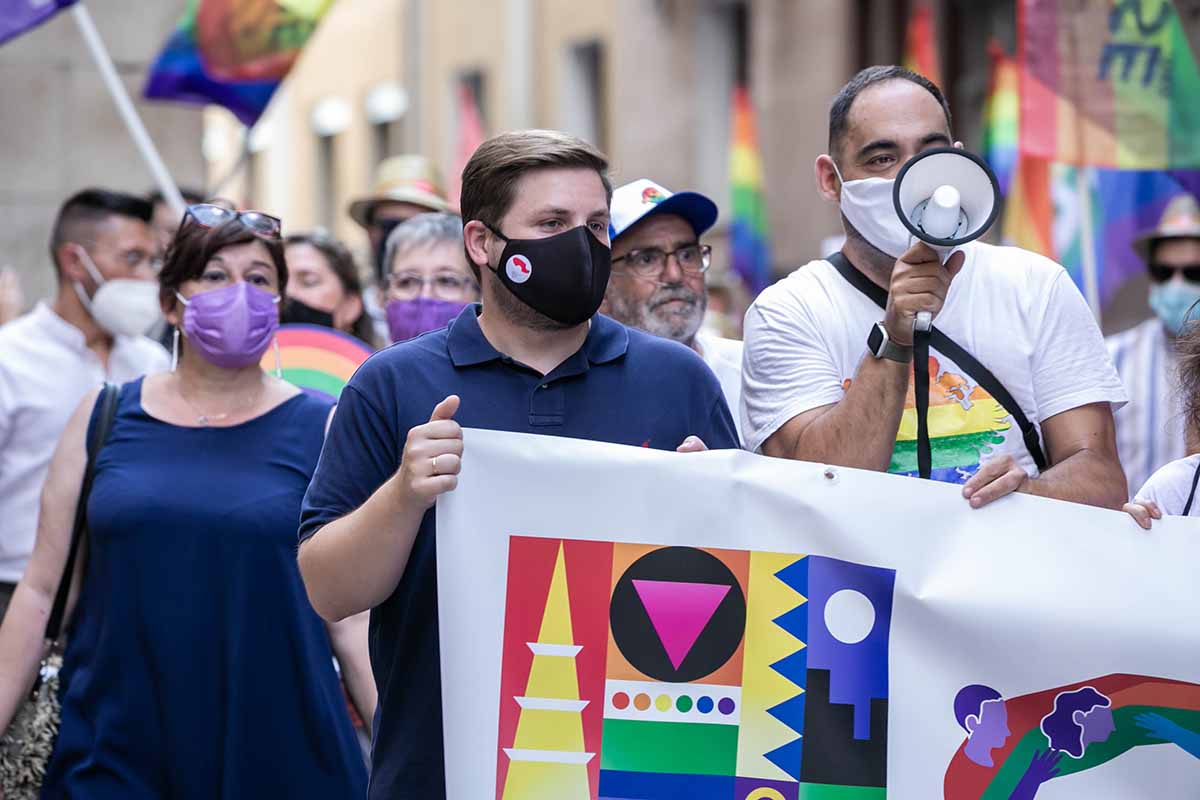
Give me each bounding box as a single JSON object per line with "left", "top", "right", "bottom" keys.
{"left": 768, "top": 646, "right": 808, "bottom": 688}
{"left": 771, "top": 602, "right": 808, "bottom": 643}
{"left": 774, "top": 556, "right": 809, "bottom": 597}
{"left": 766, "top": 691, "right": 806, "bottom": 733}
{"left": 764, "top": 737, "right": 803, "bottom": 781}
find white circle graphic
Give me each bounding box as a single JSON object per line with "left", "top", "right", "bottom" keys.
{"left": 823, "top": 589, "right": 876, "bottom": 644}
{"left": 506, "top": 254, "right": 533, "bottom": 284}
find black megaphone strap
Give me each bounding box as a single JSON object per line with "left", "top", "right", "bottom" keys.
{"left": 826, "top": 251, "right": 1048, "bottom": 477}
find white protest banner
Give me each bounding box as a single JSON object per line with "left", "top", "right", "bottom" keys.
{"left": 437, "top": 429, "right": 1200, "bottom": 800}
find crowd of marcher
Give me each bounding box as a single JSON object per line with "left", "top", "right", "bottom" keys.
{"left": 0, "top": 65, "right": 1196, "bottom": 799}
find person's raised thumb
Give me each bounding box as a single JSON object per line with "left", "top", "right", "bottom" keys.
{"left": 429, "top": 395, "right": 460, "bottom": 422}
{"left": 945, "top": 248, "right": 967, "bottom": 278}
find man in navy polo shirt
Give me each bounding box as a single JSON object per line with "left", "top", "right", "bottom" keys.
{"left": 297, "top": 129, "right": 738, "bottom": 799}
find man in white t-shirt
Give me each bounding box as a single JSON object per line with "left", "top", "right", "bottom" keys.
{"left": 605, "top": 179, "right": 745, "bottom": 442}
{"left": 742, "top": 66, "right": 1128, "bottom": 509}
{"left": 0, "top": 189, "right": 169, "bottom": 618}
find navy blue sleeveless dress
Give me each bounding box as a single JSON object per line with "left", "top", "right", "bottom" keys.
{"left": 42, "top": 378, "right": 368, "bottom": 799}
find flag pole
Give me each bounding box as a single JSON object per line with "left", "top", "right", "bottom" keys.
{"left": 1063, "top": 15, "right": 1101, "bottom": 322}
{"left": 1076, "top": 168, "right": 1101, "bottom": 319}
{"left": 70, "top": 2, "right": 186, "bottom": 216}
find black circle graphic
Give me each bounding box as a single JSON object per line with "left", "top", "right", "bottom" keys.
{"left": 610, "top": 546, "right": 746, "bottom": 682}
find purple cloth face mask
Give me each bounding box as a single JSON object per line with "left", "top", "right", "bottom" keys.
{"left": 386, "top": 297, "right": 468, "bottom": 343}
{"left": 177, "top": 282, "right": 280, "bottom": 369}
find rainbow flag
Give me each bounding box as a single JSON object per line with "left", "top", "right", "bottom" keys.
{"left": 262, "top": 324, "right": 372, "bottom": 401}
{"left": 0, "top": 0, "right": 76, "bottom": 46}
{"left": 981, "top": 41, "right": 1019, "bottom": 196}
{"left": 902, "top": 0, "right": 942, "bottom": 89}
{"left": 1003, "top": 156, "right": 1200, "bottom": 309}
{"left": 729, "top": 85, "right": 771, "bottom": 294}
{"left": 144, "top": 0, "right": 335, "bottom": 126}
{"left": 1018, "top": 0, "right": 1200, "bottom": 169}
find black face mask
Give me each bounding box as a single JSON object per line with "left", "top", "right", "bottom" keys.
{"left": 372, "top": 218, "right": 405, "bottom": 283}
{"left": 486, "top": 224, "right": 612, "bottom": 326}
{"left": 280, "top": 297, "right": 335, "bottom": 329}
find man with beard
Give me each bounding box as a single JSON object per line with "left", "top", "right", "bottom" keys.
{"left": 741, "top": 66, "right": 1127, "bottom": 509}
{"left": 298, "top": 130, "right": 738, "bottom": 800}
{"left": 604, "top": 179, "right": 745, "bottom": 442}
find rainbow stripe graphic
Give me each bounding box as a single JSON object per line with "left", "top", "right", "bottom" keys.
{"left": 144, "top": 0, "right": 335, "bottom": 126}
{"left": 887, "top": 357, "right": 1012, "bottom": 484}
{"left": 730, "top": 85, "right": 771, "bottom": 294}
{"left": 261, "top": 324, "right": 371, "bottom": 402}
{"left": 1018, "top": 0, "right": 1200, "bottom": 170}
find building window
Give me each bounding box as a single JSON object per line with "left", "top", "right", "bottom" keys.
{"left": 560, "top": 40, "right": 608, "bottom": 151}
{"left": 366, "top": 82, "right": 409, "bottom": 170}
{"left": 693, "top": 0, "right": 748, "bottom": 204}
{"left": 317, "top": 134, "right": 335, "bottom": 229}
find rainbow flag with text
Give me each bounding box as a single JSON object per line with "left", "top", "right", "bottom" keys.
{"left": 144, "top": 0, "right": 335, "bottom": 126}
{"left": 1019, "top": 0, "right": 1200, "bottom": 170}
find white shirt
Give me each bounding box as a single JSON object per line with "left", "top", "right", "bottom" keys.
{"left": 1106, "top": 318, "right": 1187, "bottom": 498}
{"left": 741, "top": 242, "right": 1127, "bottom": 484}
{"left": 1135, "top": 453, "right": 1200, "bottom": 516}
{"left": 694, "top": 330, "right": 744, "bottom": 445}
{"left": 0, "top": 303, "right": 169, "bottom": 583}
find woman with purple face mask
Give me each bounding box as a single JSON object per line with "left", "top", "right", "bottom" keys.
{"left": 382, "top": 212, "right": 480, "bottom": 343}
{"left": 0, "top": 208, "right": 370, "bottom": 798}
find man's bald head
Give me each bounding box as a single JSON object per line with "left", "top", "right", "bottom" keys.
{"left": 828, "top": 66, "right": 952, "bottom": 163}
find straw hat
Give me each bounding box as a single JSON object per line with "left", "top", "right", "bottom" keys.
{"left": 348, "top": 155, "right": 450, "bottom": 227}
{"left": 1132, "top": 193, "right": 1200, "bottom": 263}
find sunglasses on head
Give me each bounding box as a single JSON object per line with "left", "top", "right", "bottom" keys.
{"left": 1149, "top": 263, "right": 1200, "bottom": 283}
{"left": 184, "top": 204, "right": 282, "bottom": 239}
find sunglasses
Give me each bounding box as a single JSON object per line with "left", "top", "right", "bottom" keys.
{"left": 184, "top": 204, "right": 282, "bottom": 239}
{"left": 1149, "top": 263, "right": 1200, "bottom": 283}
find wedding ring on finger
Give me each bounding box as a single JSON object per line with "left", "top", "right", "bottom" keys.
{"left": 431, "top": 455, "right": 440, "bottom": 476}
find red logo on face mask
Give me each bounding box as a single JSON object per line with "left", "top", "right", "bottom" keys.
{"left": 505, "top": 254, "right": 533, "bottom": 284}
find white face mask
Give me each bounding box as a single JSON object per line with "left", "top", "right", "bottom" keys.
{"left": 832, "top": 162, "right": 914, "bottom": 259}
{"left": 72, "top": 247, "right": 163, "bottom": 338}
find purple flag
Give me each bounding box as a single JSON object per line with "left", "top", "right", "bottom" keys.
{"left": 0, "top": 0, "right": 77, "bottom": 46}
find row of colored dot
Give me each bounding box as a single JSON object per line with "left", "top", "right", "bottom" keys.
{"left": 611, "top": 691, "right": 736, "bottom": 715}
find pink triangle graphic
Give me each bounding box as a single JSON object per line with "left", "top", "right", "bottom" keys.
{"left": 632, "top": 579, "right": 731, "bottom": 670}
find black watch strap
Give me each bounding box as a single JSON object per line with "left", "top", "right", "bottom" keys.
{"left": 868, "top": 322, "right": 912, "bottom": 363}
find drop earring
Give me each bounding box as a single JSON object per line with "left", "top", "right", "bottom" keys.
{"left": 171, "top": 327, "right": 180, "bottom": 372}
{"left": 273, "top": 336, "right": 282, "bottom": 379}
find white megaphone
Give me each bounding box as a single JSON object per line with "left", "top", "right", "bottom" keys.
{"left": 892, "top": 147, "right": 1001, "bottom": 332}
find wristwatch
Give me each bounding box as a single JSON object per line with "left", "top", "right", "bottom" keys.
{"left": 867, "top": 322, "right": 913, "bottom": 363}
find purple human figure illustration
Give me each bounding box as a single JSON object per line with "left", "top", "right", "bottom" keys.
{"left": 1041, "top": 686, "right": 1115, "bottom": 758}
{"left": 954, "top": 684, "right": 1012, "bottom": 767}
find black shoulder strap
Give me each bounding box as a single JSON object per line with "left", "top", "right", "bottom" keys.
{"left": 44, "top": 382, "right": 120, "bottom": 642}
{"left": 1182, "top": 459, "right": 1200, "bottom": 516}
{"left": 826, "top": 252, "right": 1048, "bottom": 474}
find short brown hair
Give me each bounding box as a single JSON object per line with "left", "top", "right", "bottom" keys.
{"left": 159, "top": 218, "right": 288, "bottom": 310}
{"left": 459, "top": 129, "right": 612, "bottom": 278}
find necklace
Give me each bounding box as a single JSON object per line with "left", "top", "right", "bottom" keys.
{"left": 175, "top": 375, "right": 267, "bottom": 427}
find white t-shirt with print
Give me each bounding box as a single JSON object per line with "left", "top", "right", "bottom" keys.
{"left": 741, "top": 241, "right": 1127, "bottom": 484}
{"left": 1134, "top": 454, "right": 1200, "bottom": 517}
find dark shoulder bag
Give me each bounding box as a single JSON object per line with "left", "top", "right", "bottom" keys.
{"left": 827, "top": 252, "right": 1048, "bottom": 479}
{"left": 0, "top": 382, "right": 120, "bottom": 798}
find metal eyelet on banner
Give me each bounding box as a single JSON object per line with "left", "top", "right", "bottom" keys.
{"left": 823, "top": 466, "right": 840, "bottom": 484}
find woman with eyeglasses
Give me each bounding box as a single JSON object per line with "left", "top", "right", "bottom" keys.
{"left": 381, "top": 212, "right": 479, "bottom": 343}
{"left": 0, "top": 205, "right": 370, "bottom": 797}
{"left": 283, "top": 231, "right": 378, "bottom": 347}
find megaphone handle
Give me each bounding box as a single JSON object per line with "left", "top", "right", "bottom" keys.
{"left": 915, "top": 311, "right": 933, "bottom": 333}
